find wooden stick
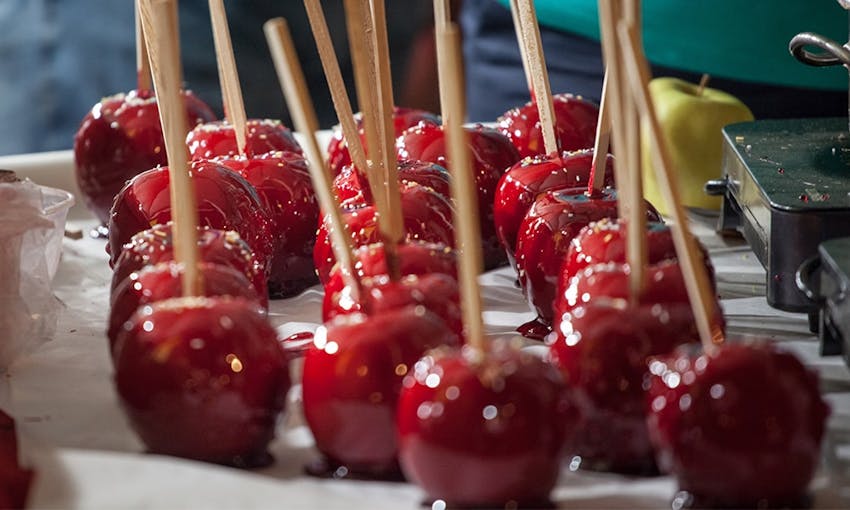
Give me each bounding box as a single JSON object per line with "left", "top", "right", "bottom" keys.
{"left": 597, "top": 0, "right": 629, "bottom": 220}
{"left": 139, "top": 0, "right": 201, "bottom": 296}
{"left": 617, "top": 21, "right": 721, "bottom": 352}
{"left": 516, "top": 0, "right": 558, "bottom": 156}
{"left": 135, "top": 0, "right": 152, "bottom": 91}
{"left": 264, "top": 17, "right": 360, "bottom": 299}
{"left": 508, "top": 0, "right": 533, "bottom": 96}
{"left": 442, "top": 24, "right": 485, "bottom": 352}
{"left": 588, "top": 69, "right": 611, "bottom": 194}
{"left": 369, "top": 0, "right": 405, "bottom": 277}
{"left": 342, "top": 0, "right": 385, "bottom": 217}
{"left": 433, "top": 0, "right": 451, "bottom": 122}
{"left": 208, "top": 0, "right": 248, "bottom": 157}
{"left": 303, "top": 0, "right": 369, "bottom": 175}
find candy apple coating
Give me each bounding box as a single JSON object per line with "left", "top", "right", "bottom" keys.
{"left": 114, "top": 296, "right": 290, "bottom": 467}
{"left": 548, "top": 295, "right": 706, "bottom": 474}
{"left": 494, "top": 148, "right": 616, "bottom": 266}
{"left": 313, "top": 183, "right": 456, "bottom": 284}
{"left": 325, "top": 106, "right": 441, "bottom": 176}
{"left": 332, "top": 159, "right": 451, "bottom": 207}
{"left": 110, "top": 223, "right": 266, "bottom": 299}
{"left": 514, "top": 187, "right": 661, "bottom": 337}
{"left": 74, "top": 89, "right": 216, "bottom": 224}
{"left": 497, "top": 93, "right": 600, "bottom": 159}
{"left": 215, "top": 151, "right": 319, "bottom": 298}
{"left": 186, "top": 118, "right": 302, "bottom": 160}
{"left": 322, "top": 272, "right": 463, "bottom": 337}
{"left": 397, "top": 341, "right": 572, "bottom": 508}
{"left": 301, "top": 306, "right": 459, "bottom": 477}
{"left": 396, "top": 121, "right": 521, "bottom": 270}
{"left": 107, "top": 161, "right": 274, "bottom": 269}
{"left": 108, "top": 261, "right": 266, "bottom": 357}
{"left": 646, "top": 342, "right": 829, "bottom": 508}
{"left": 323, "top": 241, "right": 457, "bottom": 309}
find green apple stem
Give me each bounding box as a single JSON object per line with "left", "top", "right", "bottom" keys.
{"left": 443, "top": 24, "right": 486, "bottom": 354}
{"left": 697, "top": 74, "right": 711, "bottom": 96}
{"left": 264, "top": 17, "right": 362, "bottom": 301}
{"left": 617, "top": 21, "right": 722, "bottom": 354}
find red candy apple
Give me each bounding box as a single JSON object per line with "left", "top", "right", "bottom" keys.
{"left": 322, "top": 272, "right": 462, "bottom": 336}
{"left": 186, "top": 118, "right": 302, "bottom": 160}
{"left": 108, "top": 261, "right": 266, "bottom": 357}
{"left": 515, "top": 188, "right": 661, "bottom": 338}
{"left": 396, "top": 121, "right": 521, "bottom": 269}
{"left": 332, "top": 159, "right": 451, "bottom": 206}
{"left": 74, "top": 89, "right": 216, "bottom": 225}
{"left": 114, "top": 296, "right": 290, "bottom": 467}
{"left": 301, "top": 306, "right": 459, "bottom": 477}
{"left": 397, "top": 341, "right": 572, "bottom": 508}
{"left": 326, "top": 106, "right": 440, "bottom": 176}
{"left": 646, "top": 342, "right": 829, "bottom": 508}
{"left": 494, "top": 148, "right": 615, "bottom": 267}
{"left": 110, "top": 223, "right": 265, "bottom": 298}
{"left": 497, "top": 93, "right": 599, "bottom": 159}
{"left": 215, "top": 151, "right": 319, "bottom": 298}
{"left": 313, "top": 183, "right": 456, "bottom": 284}
{"left": 107, "top": 161, "right": 274, "bottom": 269}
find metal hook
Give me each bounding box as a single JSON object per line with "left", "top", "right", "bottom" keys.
{"left": 789, "top": 32, "right": 850, "bottom": 68}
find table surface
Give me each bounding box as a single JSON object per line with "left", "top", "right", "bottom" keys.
{"left": 2, "top": 151, "right": 850, "bottom": 509}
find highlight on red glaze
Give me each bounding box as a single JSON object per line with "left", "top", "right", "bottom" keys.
{"left": 313, "top": 183, "right": 456, "bottom": 284}
{"left": 108, "top": 261, "right": 266, "bottom": 358}
{"left": 497, "top": 93, "right": 599, "bottom": 159}
{"left": 646, "top": 342, "right": 829, "bottom": 508}
{"left": 301, "top": 307, "right": 459, "bottom": 477}
{"left": 106, "top": 161, "right": 274, "bottom": 269}
{"left": 187, "top": 118, "right": 302, "bottom": 160}
{"left": 396, "top": 121, "right": 521, "bottom": 270}
{"left": 114, "top": 296, "right": 290, "bottom": 467}
{"left": 332, "top": 159, "right": 451, "bottom": 207}
{"left": 325, "top": 106, "right": 440, "bottom": 176}
{"left": 110, "top": 223, "right": 266, "bottom": 300}
{"left": 494, "top": 148, "right": 616, "bottom": 268}
{"left": 215, "top": 151, "right": 319, "bottom": 298}
{"left": 74, "top": 89, "right": 216, "bottom": 224}
{"left": 397, "top": 340, "right": 572, "bottom": 508}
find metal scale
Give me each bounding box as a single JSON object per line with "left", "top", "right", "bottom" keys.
{"left": 710, "top": 0, "right": 850, "bottom": 365}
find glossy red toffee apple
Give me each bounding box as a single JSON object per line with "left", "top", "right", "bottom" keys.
{"left": 396, "top": 120, "right": 521, "bottom": 269}
{"left": 497, "top": 92, "right": 599, "bottom": 159}
{"left": 107, "top": 161, "right": 274, "bottom": 269}
{"left": 108, "top": 261, "right": 266, "bottom": 357}
{"left": 326, "top": 106, "right": 441, "bottom": 176}
{"left": 322, "top": 272, "right": 463, "bottom": 336}
{"left": 74, "top": 89, "right": 216, "bottom": 225}
{"left": 547, "top": 275, "right": 721, "bottom": 474}
{"left": 110, "top": 223, "right": 265, "bottom": 298}
{"left": 332, "top": 159, "right": 451, "bottom": 206}
{"left": 186, "top": 118, "right": 302, "bottom": 160}
{"left": 494, "top": 148, "right": 616, "bottom": 267}
{"left": 323, "top": 241, "right": 457, "bottom": 311}
{"left": 397, "top": 340, "right": 571, "bottom": 508}
{"left": 646, "top": 343, "right": 829, "bottom": 508}
{"left": 313, "top": 183, "right": 456, "bottom": 284}
{"left": 515, "top": 188, "right": 661, "bottom": 339}
{"left": 114, "top": 296, "right": 290, "bottom": 467}
{"left": 215, "top": 151, "right": 319, "bottom": 297}
{"left": 301, "top": 306, "right": 459, "bottom": 477}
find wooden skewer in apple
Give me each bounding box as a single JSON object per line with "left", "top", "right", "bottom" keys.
{"left": 507, "top": 0, "right": 533, "bottom": 95}
{"left": 135, "top": 0, "right": 152, "bottom": 92}
{"left": 208, "top": 0, "right": 248, "bottom": 157}
{"left": 515, "top": 0, "right": 559, "bottom": 156}
{"left": 264, "top": 17, "right": 361, "bottom": 300}
{"left": 138, "top": 0, "right": 201, "bottom": 296}
{"left": 617, "top": 19, "right": 722, "bottom": 351}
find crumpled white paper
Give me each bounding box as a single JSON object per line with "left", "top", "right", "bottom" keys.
{"left": 0, "top": 177, "right": 63, "bottom": 370}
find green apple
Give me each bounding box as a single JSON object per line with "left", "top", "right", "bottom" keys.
{"left": 641, "top": 76, "right": 754, "bottom": 214}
